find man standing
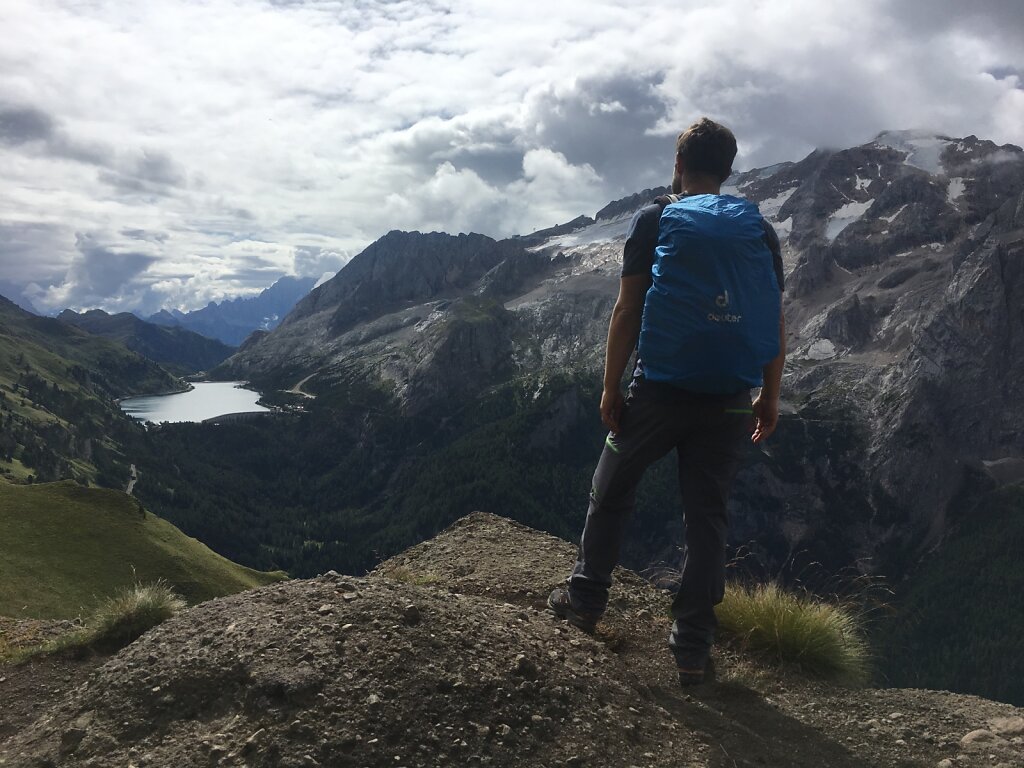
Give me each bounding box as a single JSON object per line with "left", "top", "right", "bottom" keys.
{"left": 548, "top": 118, "right": 786, "bottom": 686}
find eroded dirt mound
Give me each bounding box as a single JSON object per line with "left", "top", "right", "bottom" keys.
{"left": 375, "top": 512, "right": 667, "bottom": 647}
{"left": 3, "top": 512, "right": 1023, "bottom": 768}
{"left": 1, "top": 574, "right": 700, "bottom": 768}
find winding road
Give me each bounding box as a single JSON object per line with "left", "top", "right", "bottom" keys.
{"left": 286, "top": 373, "right": 317, "bottom": 399}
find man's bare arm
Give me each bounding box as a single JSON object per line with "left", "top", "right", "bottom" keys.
{"left": 600, "top": 274, "right": 650, "bottom": 432}
{"left": 752, "top": 308, "right": 786, "bottom": 444}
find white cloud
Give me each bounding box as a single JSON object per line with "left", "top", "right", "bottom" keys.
{"left": 0, "top": 0, "right": 1021, "bottom": 312}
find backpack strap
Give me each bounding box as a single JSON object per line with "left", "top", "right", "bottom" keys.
{"left": 760, "top": 217, "right": 782, "bottom": 259}
{"left": 654, "top": 193, "right": 682, "bottom": 210}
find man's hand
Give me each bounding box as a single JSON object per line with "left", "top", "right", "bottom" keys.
{"left": 599, "top": 275, "right": 648, "bottom": 435}
{"left": 751, "top": 394, "right": 779, "bottom": 444}
{"left": 600, "top": 387, "right": 625, "bottom": 433}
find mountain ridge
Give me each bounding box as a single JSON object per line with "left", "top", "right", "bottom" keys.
{"left": 57, "top": 308, "right": 234, "bottom": 375}
{"left": 147, "top": 275, "right": 317, "bottom": 346}
{"left": 0, "top": 294, "right": 180, "bottom": 486}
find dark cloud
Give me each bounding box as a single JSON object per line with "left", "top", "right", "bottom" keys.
{"left": 99, "top": 150, "right": 186, "bottom": 196}
{"left": 888, "top": 0, "right": 1024, "bottom": 45}
{"left": 526, "top": 73, "right": 671, "bottom": 195}
{"left": 987, "top": 66, "right": 1023, "bottom": 87}
{"left": 0, "top": 104, "right": 54, "bottom": 145}
{"left": 229, "top": 207, "right": 255, "bottom": 221}
{"left": 388, "top": 73, "right": 674, "bottom": 201}
{"left": 120, "top": 228, "right": 170, "bottom": 243}
{"left": 387, "top": 116, "right": 525, "bottom": 186}
{"left": 49, "top": 135, "right": 114, "bottom": 166}
{"left": 0, "top": 221, "right": 70, "bottom": 283}
{"left": 683, "top": 63, "right": 891, "bottom": 167}
{"left": 447, "top": 144, "right": 524, "bottom": 187}
{"left": 136, "top": 151, "right": 186, "bottom": 186}
{"left": 0, "top": 103, "right": 112, "bottom": 165}
{"left": 60, "top": 233, "right": 159, "bottom": 304}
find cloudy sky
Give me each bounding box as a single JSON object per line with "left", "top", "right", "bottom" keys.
{"left": 1, "top": 0, "right": 1022, "bottom": 315}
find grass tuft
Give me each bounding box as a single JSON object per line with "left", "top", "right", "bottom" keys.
{"left": 11, "top": 581, "right": 186, "bottom": 661}
{"left": 84, "top": 581, "right": 186, "bottom": 652}
{"left": 377, "top": 565, "right": 440, "bottom": 587}
{"left": 716, "top": 581, "right": 871, "bottom": 685}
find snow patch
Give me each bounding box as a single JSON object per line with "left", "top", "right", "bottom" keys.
{"left": 874, "top": 130, "right": 953, "bottom": 175}
{"left": 757, "top": 186, "right": 799, "bottom": 220}
{"left": 807, "top": 339, "right": 837, "bottom": 360}
{"left": 825, "top": 199, "right": 874, "bottom": 241}
{"left": 755, "top": 186, "right": 798, "bottom": 240}
{"left": 947, "top": 177, "right": 966, "bottom": 204}
{"left": 855, "top": 175, "right": 871, "bottom": 192}
{"left": 539, "top": 214, "right": 633, "bottom": 249}
{"left": 881, "top": 204, "right": 907, "bottom": 223}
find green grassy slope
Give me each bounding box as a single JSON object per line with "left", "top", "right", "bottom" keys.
{"left": 0, "top": 294, "right": 179, "bottom": 485}
{"left": 0, "top": 481, "right": 286, "bottom": 619}
{"left": 0, "top": 297, "right": 177, "bottom": 397}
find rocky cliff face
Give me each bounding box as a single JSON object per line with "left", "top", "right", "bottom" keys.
{"left": 218, "top": 232, "right": 550, "bottom": 405}
{"left": 219, "top": 130, "right": 1024, "bottom": 581}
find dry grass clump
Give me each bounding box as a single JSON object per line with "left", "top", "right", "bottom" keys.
{"left": 716, "top": 581, "right": 871, "bottom": 685}
{"left": 82, "top": 581, "right": 186, "bottom": 652}
{"left": 377, "top": 565, "right": 440, "bottom": 587}
{"left": 15, "top": 582, "right": 185, "bottom": 660}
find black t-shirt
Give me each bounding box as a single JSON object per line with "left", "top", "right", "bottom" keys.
{"left": 621, "top": 201, "right": 786, "bottom": 290}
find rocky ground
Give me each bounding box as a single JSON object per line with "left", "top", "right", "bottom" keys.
{"left": 2, "top": 512, "right": 1022, "bottom": 767}
{"left": 0, "top": 618, "right": 98, "bottom": 746}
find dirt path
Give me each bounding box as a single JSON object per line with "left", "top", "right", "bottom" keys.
{"left": 285, "top": 373, "right": 317, "bottom": 398}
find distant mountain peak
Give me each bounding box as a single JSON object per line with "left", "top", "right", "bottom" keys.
{"left": 869, "top": 130, "right": 1024, "bottom": 175}
{"left": 145, "top": 275, "right": 317, "bottom": 346}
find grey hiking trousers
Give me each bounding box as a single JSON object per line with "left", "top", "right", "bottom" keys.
{"left": 568, "top": 375, "right": 752, "bottom": 668}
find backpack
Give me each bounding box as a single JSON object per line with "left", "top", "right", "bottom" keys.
{"left": 637, "top": 193, "right": 781, "bottom": 394}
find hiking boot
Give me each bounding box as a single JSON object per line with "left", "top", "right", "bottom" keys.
{"left": 547, "top": 587, "right": 600, "bottom": 633}
{"left": 677, "top": 657, "right": 716, "bottom": 687}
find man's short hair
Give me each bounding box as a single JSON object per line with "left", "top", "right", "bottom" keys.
{"left": 676, "top": 118, "right": 737, "bottom": 183}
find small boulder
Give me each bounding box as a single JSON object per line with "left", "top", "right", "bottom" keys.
{"left": 513, "top": 654, "right": 538, "bottom": 679}
{"left": 960, "top": 728, "right": 1001, "bottom": 746}
{"left": 990, "top": 716, "right": 1024, "bottom": 737}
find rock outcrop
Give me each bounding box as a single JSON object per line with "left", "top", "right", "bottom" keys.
{"left": 2, "top": 513, "right": 1022, "bottom": 768}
